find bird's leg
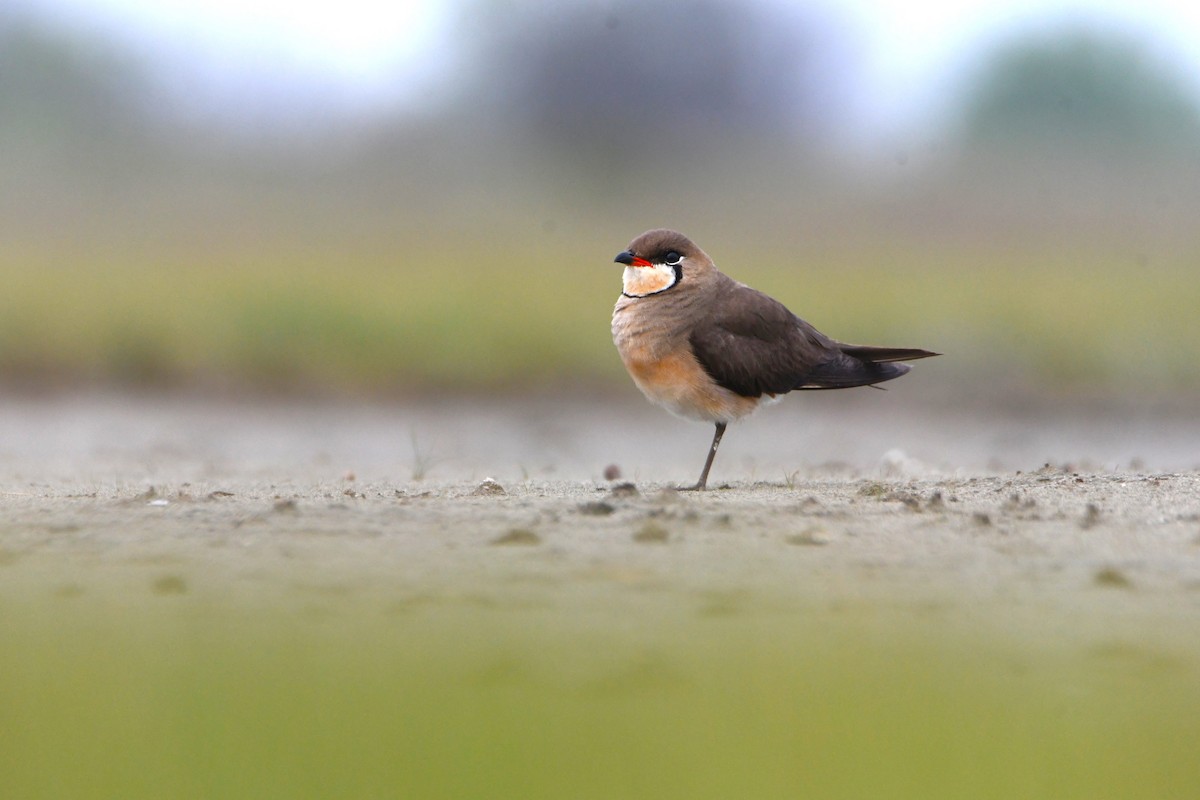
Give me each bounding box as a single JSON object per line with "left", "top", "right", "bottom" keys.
{"left": 682, "top": 422, "right": 727, "bottom": 491}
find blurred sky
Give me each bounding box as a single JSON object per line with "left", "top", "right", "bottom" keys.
{"left": 13, "top": 0, "right": 1200, "bottom": 137}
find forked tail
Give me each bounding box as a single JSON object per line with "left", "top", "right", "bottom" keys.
{"left": 795, "top": 344, "right": 939, "bottom": 390}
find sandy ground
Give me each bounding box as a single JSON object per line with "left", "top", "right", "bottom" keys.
{"left": 2, "top": 388, "right": 1199, "bottom": 638}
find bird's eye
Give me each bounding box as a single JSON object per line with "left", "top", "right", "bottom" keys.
{"left": 664, "top": 251, "right": 682, "bottom": 266}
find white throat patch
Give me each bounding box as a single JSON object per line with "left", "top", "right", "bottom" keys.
{"left": 622, "top": 263, "right": 678, "bottom": 297}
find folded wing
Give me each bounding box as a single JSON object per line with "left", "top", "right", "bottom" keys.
{"left": 688, "top": 284, "right": 939, "bottom": 397}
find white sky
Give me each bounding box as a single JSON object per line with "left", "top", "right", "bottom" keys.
{"left": 18, "top": 0, "right": 1200, "bottom": 130}
{"left": 33, "top": 0, "right": 448, "bottom": 80}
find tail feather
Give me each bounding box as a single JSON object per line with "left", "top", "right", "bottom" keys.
{"left": 796, "top": 355, "right": 911, "bottom": 390}
{"left": 794, "top": 344, "right": 938, "bottom": 391}
{"left": 837, "top": 344, "right": 941, "bottom": 363}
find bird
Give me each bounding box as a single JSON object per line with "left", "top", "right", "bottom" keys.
{"left": 610, "top": 229, "right": 939, "bottom": 490}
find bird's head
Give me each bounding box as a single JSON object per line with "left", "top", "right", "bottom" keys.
{"left": 614, "top": 229, "right": 713, "bottom": 298}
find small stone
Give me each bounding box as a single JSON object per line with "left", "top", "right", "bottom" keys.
{"left": 578, "top": 501, "right": 616, "bottom": 516}
{"left": 608, "top": 482, "right": 640, "bottom": 498}
{"left": 972, "top": 512, "right": 992, "bottom": 526}
{"left": 1094, "top": 567, "right": 1132, "bottom": 588}
{"left": 273, "top": 498, "right": 299, "bottom": 513}
{"left": 785, "top": 527, "right": 830, "bottom": 546}
{"left": 603, "top": 464, "right": 622, "bottom": 481}
{"left": 885, "top": 492, "right": 921, "bottom": 510}
{"left": 651, "top": 487, "right": 680, "bottom": 503}
{"left": 473, "top": 478, "right": 507, "bottom": 496}
{"left": 490, "top": 528, "right": 541, "bottom": 546}
{"left": 632, "top": 522, "right": 670, "bottom": 544}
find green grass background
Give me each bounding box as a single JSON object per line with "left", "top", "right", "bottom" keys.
{"left": 3, "top": 242, "right": 1197, "bottom": 393}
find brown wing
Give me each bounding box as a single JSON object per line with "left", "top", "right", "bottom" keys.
{"left": 687, "top": 284, "right": 840, "bottom": 397}
{"left": 688, "top": 284, "right": 935, "bottom": 397}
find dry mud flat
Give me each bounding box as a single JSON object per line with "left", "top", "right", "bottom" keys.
{"left": 1, "top": 390, "right": 1200, "bottom": 625}
{"left": 3, "top": 467, "right": 1199, "bottom": 632}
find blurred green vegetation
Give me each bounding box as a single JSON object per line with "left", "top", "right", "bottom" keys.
{"left": 959, "top": 30, "right": 1200, "bottom": 155}
{"left": 3, "top": 566, "right": 1199, "bottom": 799}
{"left": 3, "top": 241, "right": 1199, "bottom": 394}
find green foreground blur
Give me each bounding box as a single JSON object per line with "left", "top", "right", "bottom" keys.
{"left": 3, "top": 562, "right": 1197, "bottom": 800}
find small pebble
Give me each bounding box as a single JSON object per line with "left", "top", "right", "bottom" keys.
{"left": 579, "top": 501, "right": 615, "bottom": 516}
{"left": 273, "top": 498, "right": 299, "bottom": 513}
{"left": 490, "top": 528, "right": 540, "bottom": 546}
{"left": 652, "top": 487, "right": 681, "bottom": 504}
{"left": 473, "top": 478, "right": 507, "bottom": 496}
{"left": 885, "top": 492, "right": 921, "bottom": 511}
{"left": 633, "top": 522, "right": 669, "bottom": 544}
{"left": 1094, "top": 567, "right": 1132, "bottom": 588}
{"left": 785, "top": 527, "right": 830, "bottom": 546}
